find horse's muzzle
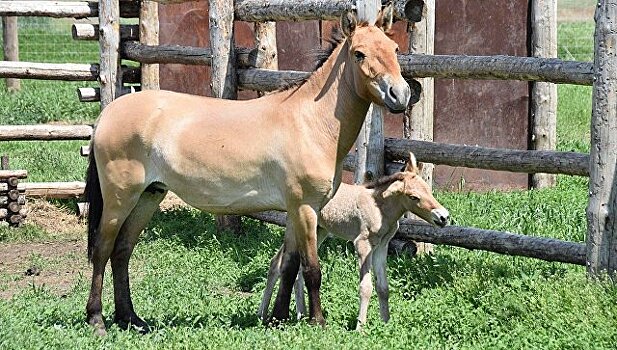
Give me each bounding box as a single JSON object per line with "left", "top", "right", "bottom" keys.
{"left": 383, "top": 80, "right": 411, "bottom": 113}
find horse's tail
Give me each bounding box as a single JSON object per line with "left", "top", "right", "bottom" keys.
{"left": 85, "top": 144, "right": 103, "bottom": 262}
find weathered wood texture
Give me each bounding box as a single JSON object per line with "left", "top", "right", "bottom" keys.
{"left": 98, "top": 0, "right": 121, "bottom": 108}
{"left": 0, "top": 61, "right": 98, "bottom": 81}
{"left": 140, "top": 0, "right": 160, "bottom": 90}
{"left": 253, "top": 21, "right": 278, "bottom": 71}
{"left": 72, "top": 23, "right": 139, "bottom": 41}
{"left": 233, "top": 0, "right": 414, "bottom": 22}
{"left": 121, "top": 42, "right": 253, "bottom": 67}
{"left": 0, "top": 1, "right": 139, "bottom": 18}
{"left": 385, "top": 138, "right": 589, "bottom": 176}
{"left": 77, "top": 86, "right": 139, "bottom": 102}
{"left": 405, "top": 0, "right": 434, "bottom": 254}
{"left": 0, "top": 182, "right": 85, "bottom": 198}
{"left": 247, "top": 211, "right": 586, "bottom": 265}
{"left": 0, "top": 125, "right": 92, "bottom": 141}
{"left": 530, "top": 0, "right": 557, "bottom": 189}
{"left": 0, "top": 170, "right": 27, "bottom": 179}
{"left": 587, "top": 0, "right": 617, "bottom": 276}
{"left": 354, "top": 0, "right": 385, "bottom": 185}
{"left": 210, "top": 0, "right": 241, "bottom": 233}
{"left": 2, "top": 15, "right": 20, "bottom": 92}
{"left": 399, "top": 54, "right": 593, "bottom": 85}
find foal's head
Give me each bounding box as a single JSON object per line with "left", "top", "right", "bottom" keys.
{"left": 381, "top": 153, "right": 450, "bottom": 227}
{"left": 340, "top": 3, "right": 411, "bottom": 113}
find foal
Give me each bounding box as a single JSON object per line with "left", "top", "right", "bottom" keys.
{"left": 85, "top": 4, "right": 410, "bottom": 335}
{"left": 258, "top": 153, "right": 449, "bottom": 329}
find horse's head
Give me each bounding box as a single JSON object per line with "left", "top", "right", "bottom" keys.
{"left": 382, "top": 152, "right": 450, "bottom": 227}
{"left": 340, "top": 3, "right": 411, "bottom": 113}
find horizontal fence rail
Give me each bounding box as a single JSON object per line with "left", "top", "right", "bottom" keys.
{"left": 121, "top": 42, "right": 254, "bottom": 67}
{"left": 384, "top": 138, "right": 590, "bottom": 177}
{"left": 0, "top": 1, "right": 139, "bottom": 18}
{"left": 0, "top": 182, "right": 85, "bottom": 198}
{"left": 247, "top": 211, "right": 586, "bottom": 266}
{"left": 0, "top": 125, "right": 93, "bottom": 141}
{"left": 0, "top": 61, "right": 140, "bottom": 83}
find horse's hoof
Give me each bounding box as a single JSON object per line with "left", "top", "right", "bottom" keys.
{"left": 88, "top": 314, "right": 107, "bottom": 336}
{"left": 309, "top": 317, "right": 326, "bottom": 327}
{"left": 93, "top": 326, "right": 108, "bottom": 337}
{"left": 115, "top": 315, "right": 151, "bottom": 334}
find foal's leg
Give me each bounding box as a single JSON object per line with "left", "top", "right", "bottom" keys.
{"left": 111, "top": 189, "right": 167, "bottom": 332}
{"left": 372, "top": 232, "right": 396, "bottom": 323}
{"left": 354, "top": 236, "right": 373, "bottom": 330}
{"left": 258, "top": 243, "right": 284, "bottom": 322}
{"left": 87, "top": 194, "right": 140, "bottom": 336}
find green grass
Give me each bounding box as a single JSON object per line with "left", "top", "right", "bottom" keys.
{"left": 0, "top": 20, "right": 614, "bottom": 350}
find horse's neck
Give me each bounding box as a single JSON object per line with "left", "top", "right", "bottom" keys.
{"left": 371, "top": 186, "right": 408, "bottom": 223}
{"left": 291, "top": 41, "right": 371, "bottom": 162}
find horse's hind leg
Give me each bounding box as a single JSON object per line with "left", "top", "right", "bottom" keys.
{"left": 87, "top": 194, "right": 140, "bottom": 336}
{"left": 111, "top": 187, "right": 167, "bottom": 332}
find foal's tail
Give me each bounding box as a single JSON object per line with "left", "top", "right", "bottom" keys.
{"left": 85, "top": 145, "right": 103, "bottom": 262}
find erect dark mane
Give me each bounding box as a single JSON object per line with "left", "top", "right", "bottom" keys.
{"left": 276, "top": 27, "right": 346, "bottom": 92}
{"left": 364, "top": 172, "right": 407, "bottom": 189}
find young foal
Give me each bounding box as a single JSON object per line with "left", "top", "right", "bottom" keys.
{"left": 84, "top": 5, "right": 410, "bottom": 335}
{"left": 258, "top": 154, "right": 449, "bottom": 329}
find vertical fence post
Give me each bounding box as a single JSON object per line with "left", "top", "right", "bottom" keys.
{"left": 210, "top": 0, "right": 242, "bottom": 233}
{"left": 403, "top": 0, "right": 434, "bottom": 254}
{"left": 140, "top": 0, "right": 159, "bottom": 90}
{"left": 2, "top": 13, "right": 20, "bottom": 92}
{"left": 587, "top": 0, "right": 617, "bottom": 277}
{"left": 530, "top": 0, "right": 557, "bottom": 189}
{"left": 354, "top": 0, "right": 385, "bottom": 185}
{"left": 253, "top": 22, "right": 278, "bottom": 73}
{"left": 99, "top": 0, "right": 121, "bottom": 109}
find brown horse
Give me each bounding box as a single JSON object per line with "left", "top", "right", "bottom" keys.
{"left": 85, "top": 4, "right": 410, "bottom": 335}
{"left": 258, "top": 153, "right": 449, "bottom": 330}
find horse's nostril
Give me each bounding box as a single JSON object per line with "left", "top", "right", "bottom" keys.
{"left": 388, "top": 86, "right": 397, "bottom": 101}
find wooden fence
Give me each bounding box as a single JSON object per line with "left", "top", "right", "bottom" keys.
{"left": 0, "top": 0, "right": 615, "bottom": 276}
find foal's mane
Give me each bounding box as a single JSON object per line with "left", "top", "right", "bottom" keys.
{"left": 364, "top": 172, "right": 407, "bottom": 190}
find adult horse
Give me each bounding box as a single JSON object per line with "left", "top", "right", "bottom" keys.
{"left": 85, "top": 4, "right": 410, "bottom": 335}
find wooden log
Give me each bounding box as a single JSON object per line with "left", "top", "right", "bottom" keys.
{"left": 385, "top": 138, "right": 589, "bottom": 177}
{"left": 120, "top": 42, "right": 254, "bottom": 67}
{"left": 530, "top": 0, "right": 558, "bottom": 189}
{"left": 0, "top": 61, "right": 98, "bottom": 81}
{"left": 72, "top": 23, "right": 139, "bottom": 41}
{"left": 121, "top": 66, "right": 140, "bottom": 84}
{"left": 587, "top": 1, "right": 617, "bottom": 276}
{"left": 252, "top": 22, "right": 278, "bottom": 72}
{"left": 388, "top": 238, "right": 418, "bottom": 256}
{"left": 210, "top": 0, "right": 241, "bottom": 234}
{"left": 0, "top": 1, "right": 139, "bottom": 18}
{"left": 2, "top": 15, "right": 20, "bottom": 92}
{"left": 99, "top": 0, "right": 121, "bottom": 109}
{"left": 0, "top": 195, "right": 24, "bottom": 206}
{"left": 0, "top": 125, "right": 92, "bottom": 141}
{"left": 80, "top": 145, "right": 90, "bottom": 157}
{"left": 0, "top": 170, "right": 27, "bottom": 179}
{"left": 0, "top": 208, "right": 6, "bottom": 220}
{"left": 0, "top": 182, "right": 85, "bottom": 198}
{"left": 399, "top": 54, "right": 593, "bottom": 85}
{"left": 6, "top": 177, "right": 19, "bottom": 187}
{"left": 7, "top": 189, "right": 19, "bottom": 201}
{"left": 140, "top": 0, "right": 160, "bottom": 90}
{"left": 237, "top": 68, "right": 308, "bottom": 92}
{"left": 18, "top": 207, "right": 28, "bottom": 218}
{"left": 405, "top": 0, "right": 435, "bottom": 255}
{"left": 233, "top": 0, "right": 414, "bottom": 22}
{"left": 77, "top": 86, "right": 139, "bottom": 102}
{"left": 7, "top": 201, "right": 21, "bottom": 213}
{"left": 247, "top": 210, "right": 586, "bottom": 266}
{"left": 8, "top": 214, "right": 22, "bottom": 225}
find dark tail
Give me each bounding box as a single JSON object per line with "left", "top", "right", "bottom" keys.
{"left": 85, "top": 145, "right": 103, "bottom": 262}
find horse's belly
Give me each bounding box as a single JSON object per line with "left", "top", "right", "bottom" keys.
{"left": 172, "top": 183, "right": 285, "bottom": 214}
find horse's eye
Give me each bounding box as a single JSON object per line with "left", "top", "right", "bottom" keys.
{"left": 354, "top": 51, "right": 366, "bottom": 62}
{"left": 409, "top": 195, "right": 420, "bottom": 201}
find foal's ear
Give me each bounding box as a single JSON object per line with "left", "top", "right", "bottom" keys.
{"left": 341, "top": 11, "right": 357, "bottom": 37}
{"left": 376, "top": 1, "right": 394, "bottom": 32}
{"left": 405, "top": 152, "right": 419, "bottom": 174}
{"left": 382, "top": 180, "right": 404, "bottom": 198}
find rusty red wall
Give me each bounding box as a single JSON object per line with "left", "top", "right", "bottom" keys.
{"left": 158, "top": 0, "right": 530, "bottom": 190}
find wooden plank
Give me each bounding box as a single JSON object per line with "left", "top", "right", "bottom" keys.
{"left": 140, "top": 0, "right": 160, "bottom": 90}
{"left": 0, "top": 61, "right": 98, "bottom": 81}
{"left": 385, "top": 138, "right": 589, "bottom": 177}
{"left": 210, "top": 0, "right": 241, "bottom": 233}
{"left": 0, "top": 182, "right": 85, "bottom": 198}
{"left": 246, "top": 211, "right": 586, "bottom": 266}
{"left": 0, "top": 170, "right": 27, "bottom": 179}
{"left": 0, "top": 124, "right": 92, "bottom": 141}
{"left": 0, "top": 1, "right": 139, "bottom": 18}
{"left": 2, "top": 15, "right": 20, "bottom": 92}
{"left": 587, "top": 0, "right": 617, "bottom": 276}
{"left": 98, "top": 0, "right": 121, "bottom": 109}
{"left": 72, "top": 23, "right": 139, "bottom": 41}
{"left": 530, "top": 0, "right": 557, "bottom": 188}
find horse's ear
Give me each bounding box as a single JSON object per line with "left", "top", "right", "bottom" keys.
{"left": 341, "top": 11, "right": 357, "bottom": 37}
{"left": 417, "top": 161, "right": 425, "bottom": 173}
{"left": 405, "top": 152, "right": 419, "bottom": 174}
{"left": 376, "top": 1, "right": 394, "bottom": 31}
{"left": 382, "top": 180, "right": 404, "bottom": 198}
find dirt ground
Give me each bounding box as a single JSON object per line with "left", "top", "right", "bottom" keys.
{"left": 0, "top": 194, "right": 188, "bottom": 300}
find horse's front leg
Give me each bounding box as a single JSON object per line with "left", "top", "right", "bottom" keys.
{"left": 354, "top": 236, "right": 373, "bottom": 330}
{"left": 258, "top": 243, "right": 285, "bottom": 322}
{"left": 372, "top": 229, "right": 397, "bottom": 323}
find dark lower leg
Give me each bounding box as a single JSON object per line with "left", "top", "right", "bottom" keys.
{"left": 302, "top": 263, "right": 325, "bottom": 326}
{"left": 270, "top": 251, "right": 300, "bottom": 322}
{"left": 111, "top": 248, "right": 149, "bottom": 331}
